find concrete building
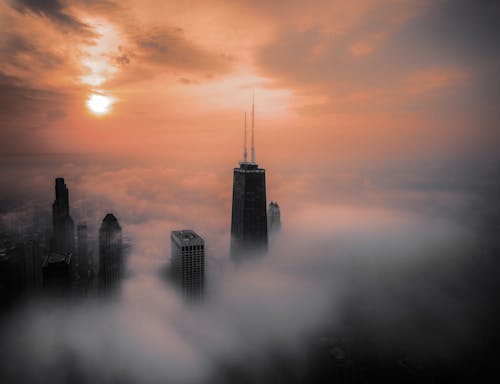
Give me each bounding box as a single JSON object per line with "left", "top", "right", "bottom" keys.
{"left": 98, "top": 213, "right": 122, "bottom": 292}
{"left": 77, "top": 223, "right": 89, "bottom": 281}
{"left": 52, "top": 178, "right": 74, "bottom": 254}
{"left": 42, "top": 252, "right": 72, "bottom": 297}
{"left": 171, "top": 230, "right": 205, "bottom": 299}
{"left": 267, "top": 201, "right": 281, "bottom": 236}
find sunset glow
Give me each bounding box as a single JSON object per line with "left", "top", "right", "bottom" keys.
{"left": 86, "top": 94, "right": 113, "bottom": 115}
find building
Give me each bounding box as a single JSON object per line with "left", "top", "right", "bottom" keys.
{"left": 0, "top": 241, "right": 23, "bottom": 306}
{"left": 42, "top": 252, "right": 72, "bottom": 297}
{"left": 0, "top": 235, "right": 44, "bottom": 306}
{"left": 52, "top": 178, "right": 74, "bottom": 254}
{"left": 77, "top": 223, "right": 89, "bottom": 281}
{"left": 22, "top": 239, "right": 43, "bottom": 291}
{"left": 230, "top": 96, "right": 268, "bottom": 261}
{"left": 267, "top": 201, "right": 281, "bottom": 236}
{"left": 170, "top": 230, "right": 205, "bottom": 299}
{"left": 98, "top": 213, "right": 122, "bottom": 291}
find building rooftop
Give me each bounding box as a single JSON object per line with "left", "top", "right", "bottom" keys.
{"left": 171, "top": 230, "right": 204, "bottom": 247}
{"left": 43, "top": 252, "right": 72, "bottom": 267}
{"left": 101, "top": 213, "right": 121, "bottom": 230}
{"left": 237, "top": 162, "right": 260, "bottom": 170}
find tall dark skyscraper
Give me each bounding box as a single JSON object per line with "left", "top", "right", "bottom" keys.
{"left": 52, "top": 178, "right": 74, "bottom": 254}
{"left": 267, "top": 201, "right": 281, "bottom": 236}
{"left": 230, "top": 96, "right": 268, "bottom": 261}
{"left": 98, "top": 213, "right": 123, "bottom": 291}
{"left": 170, "top": 230, "right": 205, "bottom": 299}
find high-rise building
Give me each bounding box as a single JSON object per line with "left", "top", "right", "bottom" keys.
{"left": 23, "top": 239, "right": 43, "bottom": 291}
{"left": 267, "top": 201, "right": 281, "bottom": 236}
{"left": 230, "top": 95, "right": 268, "bottom": 261}
{"left": 52, "top": 178, "right": 74, "bottom": 254}
{"left": 0, "top": 240, "right": 24, "bottom": 305}
{"left": 77, "top": 223, "right": 89, "bottom": 281}
{"left": 170, "top": 230, "right": 205, "bottom": 299}
{"left": 0, "top": 236, "right": 43, "bottom": 305}
{"left": 98, "top": 213, "right": 122, "bottom": 291}
{"left": 42, "top": 252, "right": 72, "bottom": 297}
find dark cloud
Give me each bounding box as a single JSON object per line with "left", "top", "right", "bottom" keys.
{"left": 0, "top": 34, "right": 63, "bottom": 74}
{"left": 0, "top": 72, "right": 67, "bottom": 116}
{"left": 8, "top": 0, "right": 93, "bottom": 35}
{"left": 0, "top": 72, "right": 70, "bottom": 153}
{"left": 133, "top": 28, "right": 234, "bottom": 75}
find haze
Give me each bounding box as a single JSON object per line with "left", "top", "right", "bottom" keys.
{"left": 1, "top": 0, "right": 499, "bottom": 383}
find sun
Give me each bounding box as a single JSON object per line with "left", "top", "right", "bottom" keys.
{"left": 87, "top": 94, "right": 112, "bottom": 115}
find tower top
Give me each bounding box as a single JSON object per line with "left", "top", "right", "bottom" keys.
{"left": 243, "top": 112, "right": 247, "bottom": 163}
{"left": 251, "top": 88, "right": 255, "bottom": 163}
{"left": 239, "top": 90, "right": 259, "bottom": 166}
{"left": 101, "top": 213, "right": 121, "bottom": 230}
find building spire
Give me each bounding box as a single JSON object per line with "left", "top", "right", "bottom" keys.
{"left": 251, "top": 89, "right": 255, "bottom": 163}
{"left": 243, "top": 112, "right": 248, "bottom": 162}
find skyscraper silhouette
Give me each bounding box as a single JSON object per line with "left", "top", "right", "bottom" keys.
{"left": 230, "top": 95, "right": 268, "bottom": 261}
{"left": 77, "top": 223, "right": 89, "bottom": 281}
{"left": 98, "top": 213, "right": 122, "bottom": 291}
{"left": 42, "top": 252, "right": 72, "bottom": 297}
{"left": 52, "top": 178, "right": 74, "bottom": 254}
{"left": 267, "top": 201, "right": 281, "bottom": 236}
{"left": 170, "top": 230, "right": 205, "bottom": 299}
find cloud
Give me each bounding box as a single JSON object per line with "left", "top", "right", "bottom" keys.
{"left": 254, "top": 0, "right": 499, "bottom": 117}
{"left": 1, "top": 152, "right": 499, "bottom": 382}
{"left": 8, "top": 0, "right": 93, "bottom": 35}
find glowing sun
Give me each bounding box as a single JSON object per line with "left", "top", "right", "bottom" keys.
{"left": 87, "top": 94, "right": 112, "bottom": 114}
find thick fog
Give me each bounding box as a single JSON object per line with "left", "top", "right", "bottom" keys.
{"left": 0, "top": 154, "right": 499, "bottom": 383}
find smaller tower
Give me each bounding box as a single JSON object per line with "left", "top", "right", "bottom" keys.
{"left": 267, "top": 201, "right": 282, "bottom": 236}
{"left": 98, "top": 214, "right": 122, "bottom": 292}
{"left": 170, "top": 230, "right": 205, "bottom": 299}
{"left": 77, "top": 223, "right": 89, "bottom": 281}
{"left": 52, "top": 178, "right": 74, "bottom": 254}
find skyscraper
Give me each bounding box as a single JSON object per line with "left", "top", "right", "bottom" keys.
{"left": 230, "top": 95, "right": 268, "bottom": 261}
{"left": 23, "top": 239, "right": 43, "bottom": 291}
{"left": 42, "top": 252, "right": 72, "bottom": 297}
{"left": 170, "top": 230, "right": 205, "bottom": 299}
{"left": 52, "top": 178, "right": 74, "bottom": 254}
{"left": 98, "top": 213, "right": 122, "bottom": 291}
{"left": 77, "top": 223, "right": 89, "bottom": 281}
{"left": 267, "top": 201, "right": 281, "bottom": 236}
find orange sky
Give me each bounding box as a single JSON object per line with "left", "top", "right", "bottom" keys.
{"left": 1, "top": 0, "right": 498, "bottom": 170}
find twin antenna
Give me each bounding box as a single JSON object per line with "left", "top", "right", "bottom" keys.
{"left": 243, "top": 90, "right": 255, "bottom": 163}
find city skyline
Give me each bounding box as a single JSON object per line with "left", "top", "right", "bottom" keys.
{"left": 1, "top": 1, "right": 499, "bottom": 383}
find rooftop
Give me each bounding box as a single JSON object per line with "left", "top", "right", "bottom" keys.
{"left": 171, "top": 230, "right": 204, "bottom": 246}
{"left": 43, "top": 252, "right": 72, "bottom": 267}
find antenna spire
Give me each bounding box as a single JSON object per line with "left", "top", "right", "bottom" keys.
{"left": 251, "top": 89, "right": 255, "bottom": 163}
{"left": 243, "top": 112, "right": 248, "bottom": 162}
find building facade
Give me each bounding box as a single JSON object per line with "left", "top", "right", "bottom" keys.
{"left": 170, "top": 230, "right": 205, "bottom": 299}
{"left": 42, "top": 252, "right": 72, "bottom": 297}
{"left": 267, "top": 201, "right": 281, "bottom": 236}
{"left": 52, "top": 178, "right": 74, "bottom": 254}
{"left": 77, "top": 223, "right": 89, "bottom": 281}
{"left": 230, "top": 162, "right": 268, "bottom": 261}
{"left": 98, "top": 214, "right": 122, "bottom": 291}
